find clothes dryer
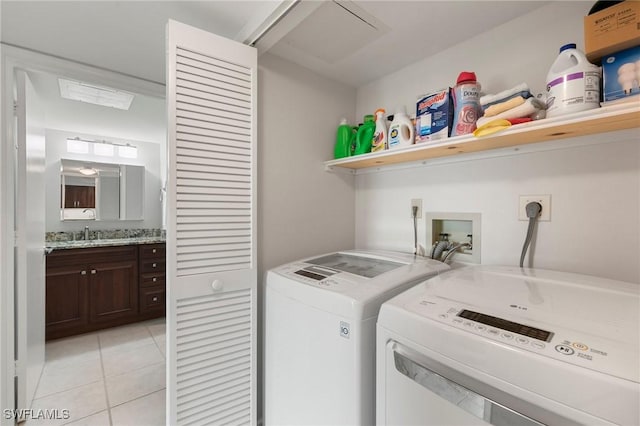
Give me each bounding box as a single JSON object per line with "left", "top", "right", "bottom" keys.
{"left": 377, "top": 266, "right": 640, "bottom": 425}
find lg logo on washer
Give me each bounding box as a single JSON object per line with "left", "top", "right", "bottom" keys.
{"left": 340, "top": 321, "right": 350, "bottom": 339}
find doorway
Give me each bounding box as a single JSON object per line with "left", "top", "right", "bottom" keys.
{"left": 12, "top": 62, "right": 168, "bottom": 425}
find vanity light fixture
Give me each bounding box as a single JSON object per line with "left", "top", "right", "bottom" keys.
{"left": 58, "top": 78, "right": 135, "bottom": 110}
{"left": 93, "top": 142, "right": 115, "bottom": 157}
{"left": 66, "top": 138, "right": 89, "bottom": 154}
{"left": 66, "top": 137, "right": 137, "bottom": 159}
{"left": 118, "top": 144, "right": 138, "bottom": 159}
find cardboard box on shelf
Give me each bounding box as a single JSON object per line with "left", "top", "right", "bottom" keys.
{"left": 415, "top": 89, "right": 452, "bottom": 143}
{"left": 584, "top": 0, "right": 640, "bottom": 62}
{"left": 602, "top": 45, "right": 640, "bottom": 103}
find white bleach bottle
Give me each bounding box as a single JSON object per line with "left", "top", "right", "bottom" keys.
{"left": 546, "top": 43, "right": 600, "bottom": 118}
{"left": 388, "top": 107, "right": 414, "bottom": 149}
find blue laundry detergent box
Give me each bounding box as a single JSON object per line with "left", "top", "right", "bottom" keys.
{"left": 602, "top": 45, "right": 640, "bottom": 102}
{"left": 415, "top": 88, "right": 453, "bottom": 143}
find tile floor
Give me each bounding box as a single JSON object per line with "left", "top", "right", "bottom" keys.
{"left": 28, "top": 318, "right": 166, "bottom": 426}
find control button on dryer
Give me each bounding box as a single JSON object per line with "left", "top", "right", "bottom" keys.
{"left": 501, "top": 332, "right": 514, "bottom": 340}
{"left": 452, "top": 318, "right": 463, "bottom": 324}
{"left": 487, "top": 329, "right": 499, "bottom": 336}
{"left": 464, "top": 321, "right": 474, "bottom": 328}
{"left": 516, "top": 337, "right": 529, "bottom": 345}
{"left": 438, "top": 314, "right": 448, "bottom": 319}
{"left": 475, "top": 325, "right": 487, "bottom": 332}
{"left": 572, "top": 342, "right": 588, "bottom": 351}
{"left": 531, "top": 342, "right": 546, "bottom": 349}
{"left": 555, "top": 345, "right": 575, "bottom": 355}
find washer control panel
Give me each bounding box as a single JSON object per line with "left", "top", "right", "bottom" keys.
{"left": 277, "top": 263, "right": 357, "bottom": 292}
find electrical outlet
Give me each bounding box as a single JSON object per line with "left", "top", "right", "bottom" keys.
{"left": 410, "top": 199, "right": 422, "bottom": 219}
{"left": 519, "top": 195, "right": 551, "bottom": 221}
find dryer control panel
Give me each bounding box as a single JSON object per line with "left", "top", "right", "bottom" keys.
{"left": 404, "top": 298, "right": 638, "bottom": 382}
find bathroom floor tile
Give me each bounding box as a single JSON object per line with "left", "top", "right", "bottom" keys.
{"left": 101, "top": 342, "right": 164, "bottom": 377}
{"left": 63, "top": 410, "right": 110, "bottom": 426}
{"left": 98, "top": 324, "right": 154, "bottom": 351}
{"left": 110, "top": 390, "right": 165, "bottom": 426}
{"left": 106, "top": 363, "right": 166, "bottom": 407}
{"left": 45, "top": 334, "right": 100, "bottom": 365}
{"left": 30, "top": 381, "right": 106, "bottom": 426}
{"left": 35, "top": 356, "right": 103, "bottom": 399}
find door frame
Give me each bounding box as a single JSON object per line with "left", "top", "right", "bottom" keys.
{"left": 0, "top": 44, "right": 166, "bottom": 424}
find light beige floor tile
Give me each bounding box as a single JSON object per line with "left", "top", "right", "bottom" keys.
{"left": 29, "top": 381, "right": 106, "bottom": 426}
{"left": 98, "top": 324, "right": 154, "bottom": 351}
{"left": 106, "top": 363, "right": 166, "bottom": 407}
{"left": 101, "top": 342, "right": 164, "bottom": 377}
{"left": 63, "top": 410, "right": 110, "bottom": 426}
{"left": 153, "top": 335, "right": 166, "bottom": 357}
{"left": 45, "top": 334, "right": 100, "bottom": 365}
{"left": 36, "top": 356, "right": 103, "bottom": 398}
{"left": 110, "top": 390, "right": 165, "bottom": 426}
{"left": 147, "top": 323, "right": 165, "bottom": 341}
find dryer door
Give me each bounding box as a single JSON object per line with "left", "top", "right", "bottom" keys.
{"left": 381, "top": 341, "right": 591, "bottom": 426}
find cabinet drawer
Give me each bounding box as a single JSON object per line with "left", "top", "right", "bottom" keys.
{"left": 140, "top": 244, "right": 165, "bottom": 259}
{"left": 140, "top": 272, "right": 166, "bottom": 288}
{"left": 140, "top": 260, "right": 166, "bottom": 273}
{"left": 140, "top": 286, "right": 165, "bottom": 313}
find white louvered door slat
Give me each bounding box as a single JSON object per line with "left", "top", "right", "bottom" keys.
{"left": 167, "top": 20, "right": 257, "bottom": 426}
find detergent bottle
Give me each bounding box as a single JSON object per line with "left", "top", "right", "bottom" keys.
{"left": 354, "top": 115, "right": 375, "bottom": 155}
{"left": 334, "top": 118, "right": 354, "bottom": 159}
{"left": 371, "top": 109, "right": 388, "bottom": 152}
{"left": 546, "top": 43, "right": 600, "bottom": 118}
{"left": 388, "top": 107, "right": 414, "bottom": 149}
{"left": 451, "top": 71, "right": 481, "bottom": 136}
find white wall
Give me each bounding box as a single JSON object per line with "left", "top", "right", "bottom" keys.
{"left": 257, "top": 52, "right": 357, "bottom": 421}
{"left": 45, "top": 129, "right": 162, "bottom": 232}
{"left": 354, "top": 1, "right": 640, "bottom": 284}
{"left": 258, "top": 53, "right": 357, "bottom": 277}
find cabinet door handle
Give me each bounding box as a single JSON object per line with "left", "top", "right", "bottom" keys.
{"left": 152, "top": 277, "right": 157, "bottom": 282}
{"left": 152, "top": 263, "right": 157, "bottom": 268}
{"left": 152, "top": 249, "right": 157, "bottom": 254}
{"left": 152, "top": 296, "right": 158, "bottom": 302}
{"left": 80, "top": 270, "right": 87, "bottom": 275}
{"left": 90, "top": 269, "right": 97, "bottom": 275}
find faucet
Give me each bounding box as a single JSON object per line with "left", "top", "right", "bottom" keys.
{"left": 84, "top": 226, "right": 90, "bottom": 241}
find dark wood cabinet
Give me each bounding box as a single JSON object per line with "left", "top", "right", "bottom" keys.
{"left": 138, "top": 243, "right": 166, "bottom": 317}
{"left": 46, "top": 265, "right": 89, "bottom": 335}
{"left": 62, "top": 185, "right": 95, "bottom": 208}
{"left": 45, "top": 243, "right": 165, "bottom": 340}
{"left": 88, "top": 260, "right": 137, "bottom": 323}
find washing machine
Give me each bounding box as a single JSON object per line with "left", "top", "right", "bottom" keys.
{"left": 264, "top": 250, "right": 450, "bottom": 426}
{"left": 377, "top": 265, "right": 640, "bottom": 426}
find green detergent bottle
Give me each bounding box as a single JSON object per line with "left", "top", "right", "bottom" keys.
{"left": 354, "top": 115, "right": 375, "bottom": 155}
{"left": 334, "top": 118, "right": 355, "bottom": 159}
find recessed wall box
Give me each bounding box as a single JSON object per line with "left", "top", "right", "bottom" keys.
{"left": 426, "top": 212, "right": 481, "bottom": 264}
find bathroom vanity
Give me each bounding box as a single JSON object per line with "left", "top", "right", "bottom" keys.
{"left": 45, "top": 240, "right": 165, "bottom": 340}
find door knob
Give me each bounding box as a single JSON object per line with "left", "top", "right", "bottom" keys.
{"left": 211, "top": 280, "right": 223, "bottom": 292}
{"left": 90, "top": 269, "right": 97, "bottom": 274}
{"left": 80, "top": 270, "right": 87, "bottom": 275}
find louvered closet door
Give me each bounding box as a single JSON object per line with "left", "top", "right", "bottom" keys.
{"left": 166, "top": 20, "right": 257, "bottom": 426}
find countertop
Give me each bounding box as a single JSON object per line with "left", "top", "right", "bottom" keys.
{"left": 46, "top": 237, "right": 165, "bottom": 251}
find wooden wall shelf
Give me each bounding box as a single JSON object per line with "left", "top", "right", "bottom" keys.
{"left": 324, "top": 103, "right": 639, "bottom": 172}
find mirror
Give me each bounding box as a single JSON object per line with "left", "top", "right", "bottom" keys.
{"left": 60, "top": 159, "right": 144, "bottom": 221}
